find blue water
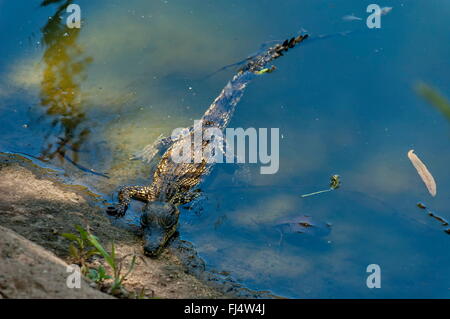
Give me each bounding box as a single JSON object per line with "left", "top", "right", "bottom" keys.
{"left": 1, "top": 0, "right": 449, "bottom": 298}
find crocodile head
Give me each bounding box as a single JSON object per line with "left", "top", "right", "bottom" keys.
{"left": 140, "top": 201, "right": 179, "bottom": 257}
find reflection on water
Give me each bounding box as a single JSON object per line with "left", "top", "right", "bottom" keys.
{"left": 0, "top": 0, "right": 449, "bottom": 298}
{"left": 39, "top": 0, "right": 92, "bottom": 167}
{"left": 416, "top": 83, "right": 450, "bottom": 123}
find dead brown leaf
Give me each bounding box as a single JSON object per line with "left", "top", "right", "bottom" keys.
{"left": 407, "top": 149, "right": 436, "bottom": 197}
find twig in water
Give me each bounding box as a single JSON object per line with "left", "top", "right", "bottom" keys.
{"left": 301, "top": 175, "right": 341, "bottom": 198}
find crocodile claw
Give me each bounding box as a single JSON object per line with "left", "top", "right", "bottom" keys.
{"left": 106, "top": 206, "right": 118, "bottom": 215}
{"left": 106, "top": 205, "right": 126, "bottom": 217}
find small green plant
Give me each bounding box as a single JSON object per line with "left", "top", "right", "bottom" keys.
{"left": 62, "top": 225, "right": 142, "bottom": 297}
{"left": 131, "top": 287, "right": 149, "bottom": 299}
{"left": 61, "top": 225, "right": 100, "bottom": 274}
{"left": 87, "top": 233, "right": 140, "bottom": 295}
{"left": 87, "top": 266, "right": 112, "bottom": 283}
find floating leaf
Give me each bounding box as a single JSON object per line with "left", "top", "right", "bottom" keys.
{"left": 301, "top": 174, "right": 341, "bottom": 198}
{"left": 330, "top": 175, "right": 341, "bottom": 190}
{"left": 407, "top": 150, "right": 436, "bottom": 197}
{"left": 342, "top": 14, "right": 362, "bottom": 21}
{"left": 417, "top": 202, "right": 427, "bottom": 209}
{"left": 427, "top": 211, "right": 449, "bottom": 226}
{"left": 255, "top": 66, "right": 276, "bottom": 75}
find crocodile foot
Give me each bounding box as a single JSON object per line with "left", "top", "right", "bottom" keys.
{"left": 106, "top": 205, "right": 127, "bottom": 217}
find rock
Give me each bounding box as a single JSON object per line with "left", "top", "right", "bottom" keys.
{"left": 0, "top": 225, "right": 112, "bottom": 299}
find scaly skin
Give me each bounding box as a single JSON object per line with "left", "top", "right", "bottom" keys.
{"left": 107, "top": 34, "right": 308, "bottom": 257}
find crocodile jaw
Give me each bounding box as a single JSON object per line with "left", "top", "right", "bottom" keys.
{"left": 142, "top": 225, "right": 177, "bottom": 257}
{"left": 140, "top": 201, "right": 179, "bottom": 257}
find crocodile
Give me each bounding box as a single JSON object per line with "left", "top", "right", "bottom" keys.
{"left": 107, "top": 34, "right": 309, "bottom": 257}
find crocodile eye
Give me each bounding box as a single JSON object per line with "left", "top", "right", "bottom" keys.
{"left": 141, "top": 212, "right": 154, "bottom": 226}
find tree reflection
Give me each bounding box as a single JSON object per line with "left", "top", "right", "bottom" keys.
{"left": 39, "top": 0, "right": 93, "bottom": 168}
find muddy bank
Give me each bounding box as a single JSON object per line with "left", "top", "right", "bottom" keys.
{"left": 0, "top": 153, "right": 273, "bottom": 299}
{"left": 0, "top": 153, "right": 227, "bottom": 298}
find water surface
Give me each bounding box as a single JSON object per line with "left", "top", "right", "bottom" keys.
{"left": 1, "top": 0, "right": 449, "bottom": 298}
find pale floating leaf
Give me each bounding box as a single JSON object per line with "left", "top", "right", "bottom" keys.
{"left": 407, "top": 149, "right": 436, "bottom": 197}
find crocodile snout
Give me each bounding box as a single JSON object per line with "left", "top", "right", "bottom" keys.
{"left": 140, "top": 201, "right": 179, "bottom": 258}
{"left": 143, "top": 230, "right": 166, "bottom": 257}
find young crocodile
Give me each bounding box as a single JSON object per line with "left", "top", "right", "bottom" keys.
{"left": 107, "top": 34, "right": 309, "bottom": 257}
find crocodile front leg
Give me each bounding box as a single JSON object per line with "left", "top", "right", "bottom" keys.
{"left": 107, "top": 185, "right": 153, "bottom": 217}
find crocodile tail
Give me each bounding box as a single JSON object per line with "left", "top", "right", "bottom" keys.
{"left": 131, "top": 133, "right": 173, "bottom": 163}
{"left": 272, "top": 34, "right": 308, "bottom": 60}
{"left": 239, "top": 33, "right": 308, "bottom": 74}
